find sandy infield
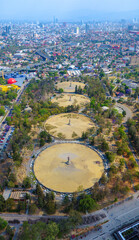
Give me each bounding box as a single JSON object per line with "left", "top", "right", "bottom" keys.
{"left": 56, "top": 81, "right": 85, "bottom": 93}
{"left": 51, "top": 94, "right": 90, "bottom": 107}
{"left": 34, "top": 143, "right": 104, "bottom": 193}
{"left": 45, "top": 113, "right": 95, "bottom": 139}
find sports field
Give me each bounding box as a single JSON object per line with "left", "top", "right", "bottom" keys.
{"left": 34, "top": 143, "right": 104, "bottom": 193}
{"left": 56, "top": 81, "right": 85, "bottom": 93}
{"left": 45, "top": 113, "right": 95, "bottom": 139}
{"left": 51, "top": 93, "right": 90, "bottom": 107}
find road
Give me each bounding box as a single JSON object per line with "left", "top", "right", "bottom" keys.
{"left": 82, "top": 192, "right": 139, "bottom": 240}
{"left": 114, "top": 101, "right": 139, "bottom": 167}
{"left": 115, "top": 103, "right": 133, "bottom": 122}
{"left": 0, "top": 213, "right": 67, "bottom": 223}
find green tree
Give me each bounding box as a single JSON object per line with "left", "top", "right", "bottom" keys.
{"left": 40, "top": 138, "right": 45, "bottom": 147}
{"left": 22, "top": 177, "right": 31, "bottom": 189}
{"left": 6, "top": 198, "right": 15, "bottom": 212}
{"left": 100, "top": 173, "right": 108, "bottom": 185}
{"left": 0, "top": 106, "right": 5, "bottom": 116}
{"left": 0, "top": 236, "right": 5, "bottom": 240}
{"left": 105, "top": 151, "right": 115, "bottom": 163}
{"left": 100, "top": 140, "right": 109, "bottom": 152}
{"left": 82, "top": 131, "right": 88, "bottom": 140}
{"left": 29, "top": 204, "right": 37, "bottom": 214}
{"left": 0, "top": 195, "right": 5, "bottom": 212}
{"left": 39, "top": 131, "right": 47, "bottom": 139}
{"left": 78, "top": 195, "right": 97, "bottom": 213}
{"left": 62, "top": 195, "right": 70, "bottom": 206}
{"left": 17, "top": 201, "right": 26, "bottom": 213}
{"left": 45, "top": 222, "right": 59, "bottom": 240}
{"left": 36, "top": 184, "right": 45, "bottom": 209}
{"left": 59, "top": 219, "right": 72, "bottom": 237}
{"left": 58, "top": 88, "right": 64, "bottom": 93}
{"left": 69, "top": 210, "right": 82, "bottom": 227}
{"left": 0, "top": 218, "right": 7, "bottom": 230}
{"left": 6, "top": 225, "right": 14, "bottom": 239}
{"left": 45, "top": 201, "right": 56, "bottom": 215}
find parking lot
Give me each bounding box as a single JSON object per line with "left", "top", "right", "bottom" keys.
{"left": 0, "top": 124, "right": 15, "bottom": 151}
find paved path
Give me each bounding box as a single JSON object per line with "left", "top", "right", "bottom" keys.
{"left": 0, "top": 213, "right": 67, "bottom": 223}
{"left": 115, "top": 103, "right": 133, "bottom": 122}
{"left": 115, "top": 102, "right": 139, "bottom": 165}
{"left": 82, "top": 192, "right": 139, "bottom": 240}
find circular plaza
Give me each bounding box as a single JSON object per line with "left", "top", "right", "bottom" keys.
{"left": 45, "top": 113, "right": 95, "bottom": 139}
{"left": 34, "top": 143, "right": 104, "bottom": 193}
{"left": 51, "top": 93, "right": 90, "bottom": 108}
{"left": 56, "top": 81, "right": 85, "bottom": 93}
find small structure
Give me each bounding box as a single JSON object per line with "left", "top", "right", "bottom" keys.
{"left": 10, "top": 190, "right": 30, "bottom": 201}
{"left": 68, "top": 119, "right": 71, "bottom": 125}
{"left": 102, "top": 106, "right": 109, "bottom": 111}
{"left": 66, "top": 156, "right": 70, "bottom": 165}
{"left": 3, "top": 189, "right": 12, "bottom": 200}
{"left": 24, "top": 104, "right": 32, "bottom": 113}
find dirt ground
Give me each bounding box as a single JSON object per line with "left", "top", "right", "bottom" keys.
{"left": 34, "top": 143, "right": 104, "bottom": 193}
{"left": 51, "top": 93, "right": 90, "bottom": 107}
{"left": 56, "top": 81, "right": 85, "bottom": 93}
{"left": 45, "top": 113, "right": 95, "bottom": 139}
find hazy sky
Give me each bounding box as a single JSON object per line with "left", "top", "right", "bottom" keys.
{"left": 1, "top": 0, "right": 139, "bottom": 20}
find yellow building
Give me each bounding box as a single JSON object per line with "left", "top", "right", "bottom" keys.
{"left": 0, "top": 84, "right": 20, "bottom": 92}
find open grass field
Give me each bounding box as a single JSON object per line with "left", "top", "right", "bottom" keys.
{"left": 34, "top": 143, "right": 104, "bottom": 193}
{"left": 45, "top": 113, "right": 95, "bottom": 139}
{"left": 51, "top": 93, "right": 90, "bottom": 107}
{"left": 56, "top": 81, "right": 85, "bottom": 93}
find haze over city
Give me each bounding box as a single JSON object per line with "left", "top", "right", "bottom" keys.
{"left": 0, "top": 0, "right": 139, "bottom": 240}
{"left": 1, "top": 0, "right": 139, "bottom": 21}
